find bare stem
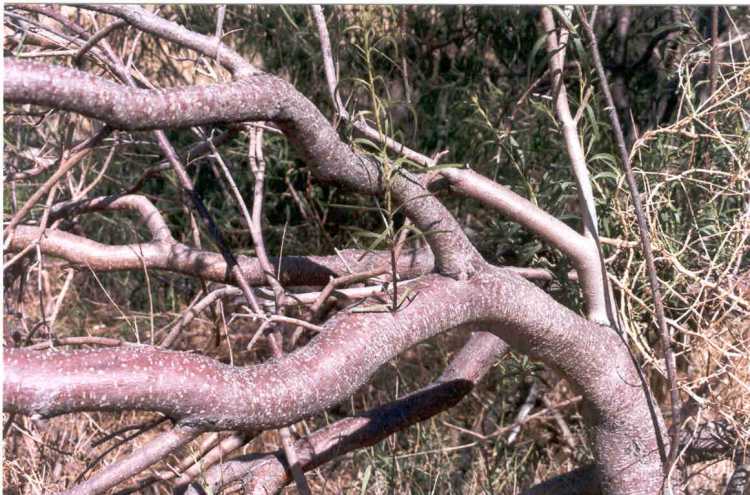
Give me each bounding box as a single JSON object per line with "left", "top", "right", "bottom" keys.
{"left": 577, "top": 5, "right": 683, "bottom": 476}
{"left": 60, "top": 426, "right": 202, "bottom": 495}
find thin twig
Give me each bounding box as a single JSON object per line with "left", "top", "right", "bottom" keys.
{"left": 506, "top": 380, "right": 541, "bottom": 444}
{"left": 3, "top": 127, "right": 112, "bottom": 247}
{"left": 244, "top": 126, "right": 312, "bottom": 495}
{"left": 74, "top": 20, "right": 127, "bottom": 64}
{"left": 709, "top": 6, "right": 721, "bottom": 100}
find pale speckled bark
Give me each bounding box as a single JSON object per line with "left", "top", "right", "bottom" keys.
{"left": 178, "top": 331, "right": 508, "bottom": 495}
{"left": 7, "top": 225, "right": 434, "bottom": 287}
{"left": 3, "top": 40, "right": 668, "bottom": 493}
{"left": 439, "top": 168, "right": 611, "bottom": 324}
{"left": 4, "top": 59, "right": 481, "bottom": 278}
{"left": 5, "top": 268, "right": 666, "bottom": 494}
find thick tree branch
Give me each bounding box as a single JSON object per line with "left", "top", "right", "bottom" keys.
{"left": 179, "top": 330, "right": 509, "bottom": 495}
{"left": 4, "top": 58, "right": 482, "bottom": 278}
{"left": 311, "top": 8, "right": 612, "bottom": 324}
{"left": 437, "top": 168, "right": 609, "bottom": 324}
{"left": 5, "top": 267, "right": 667, "bottom": 493}
{"left": 3, "top": 23, "right": 671, "bottom": 493}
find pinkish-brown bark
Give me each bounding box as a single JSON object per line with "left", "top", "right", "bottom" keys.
{"left": 178, "top": 331, "right": 508, "bottom": 495}
{"left": 5, "top": 267, "right": 667, "bottom": 493}
{"left": 5, "top": 58, "right": 482, "bottom": 279}
{"left": 7, "top": 224, "right": 434, "bottom": 287}
{"left": 3, "top": 17, "right": 671, "bottom": 492}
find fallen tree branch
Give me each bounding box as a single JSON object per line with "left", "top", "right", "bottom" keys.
{"left": 5, "top": 267, "right": 668, "bottom": 493}
{"left": 178, "top": 330, "right": 509, "bottom": 495}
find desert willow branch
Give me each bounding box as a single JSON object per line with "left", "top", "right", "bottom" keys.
{"left": 180, "top": 330, "right": 510, "bottom": 495}
{"left": 540, "top": 8, "right": 600, "bottom": 240}
{"left": 6, "top": 218, "right": 558, "bottom": 297}
{"left": 539, "top": 8, "right": 619, "bottom": 328}
{"left": 310, "top": 9, "right": 611, "bottom": 324}
{"left": 577, "top": 7, "right": 683, "bottom": 475}
{"left": 119, "top": 431, "right": 255, "bottom": 494}
{"left": 50, "top": 195, "right": 173, "bottom": 242}
{"left": 4, "top": 58, "right": 481, "bottom": 278}
{"left": 5, "top": 53, "right": 667, "bottom": 492}
{"left": 6, "top": 225, "right": 435, "bottom": 287}
{"left": 5, "top": 268, "right": 667, "bottom": 493}
{"left": 438, "top": 168, "right": 610, "bottom": 324}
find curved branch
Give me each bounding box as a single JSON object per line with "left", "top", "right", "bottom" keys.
{"left": 540, "top": 8, "right": 600, "bottom": 239}
{"left": 577, "top": 8, "right": 683, "bottom": 473}
{"left": 51, "top": 195, "right": 173, "bottom": 242}
{"left": 438, "top": 168, "right": 609, "bottom": 323}
{"left": 178, "top": 330, "right": 508, "bottom": 495}
{"left": 4, "top": 58, "right": 482, "bottom": 278}
{"left": 310, "top": 8, "right": 611, "bottom": 324}
{"left": 82, "top": 5, "right": 258, "bottom": 78}
{"left": 5, "top": 268, "right": 667, "bottom": 493}
{"left": 539, "top": 8, "right": 618, "bottom": 327}
{"left": 6, "top": 225, "right": 434, "bottom": 286}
